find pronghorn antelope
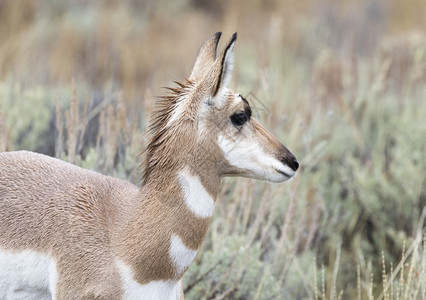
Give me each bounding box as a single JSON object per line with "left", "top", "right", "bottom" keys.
{"left": 0, "top": 32, "right": 298, "bottom": 299}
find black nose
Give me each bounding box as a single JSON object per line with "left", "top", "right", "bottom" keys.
{"left": 292, "top": 159, "right": 299, "bottom": 171}
{"left": 281, "top": 156, "right": 299, "bottom": 171}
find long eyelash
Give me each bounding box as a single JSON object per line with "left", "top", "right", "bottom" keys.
{"left": 239, "top": 96, "right": 252, "bottom": 117}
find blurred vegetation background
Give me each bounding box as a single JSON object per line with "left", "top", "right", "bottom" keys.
{"left": 0, "top": 0, "right": 425, "bottom": 299}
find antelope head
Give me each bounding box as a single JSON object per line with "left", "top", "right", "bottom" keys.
{"left": 145, "top": 32, "right": 298, "bottom": 185}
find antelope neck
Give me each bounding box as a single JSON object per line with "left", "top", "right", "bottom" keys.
{"left": 114, "top": 164, "right": 221, "bottom": 283}
{"left": 141, "top": 164, "right": 221, "bottom": 215}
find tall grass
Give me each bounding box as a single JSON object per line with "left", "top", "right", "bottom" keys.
{"left": 0, "top": 0, "right": 425, "bottom": 298}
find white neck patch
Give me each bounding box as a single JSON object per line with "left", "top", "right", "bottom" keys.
{"left": 169, "top": 234, "right": 197, "bottom": 276}
{"left": 177, "top": 169, "right": 215, "bottom": 218}
{"left": 116, "top": 260, "right": 181, "bottom": 300}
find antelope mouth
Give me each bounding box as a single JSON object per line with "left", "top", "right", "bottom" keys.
{"left": 273, "top": 168, "right": 293, "bottom": 178}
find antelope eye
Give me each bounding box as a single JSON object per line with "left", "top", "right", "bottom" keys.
{"left": 230, "top": 112, "right": 249, "bottom": 127}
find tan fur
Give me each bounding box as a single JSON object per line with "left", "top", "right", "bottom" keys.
{"left": 0, "top": 32, "right": 298, "bottom": 299}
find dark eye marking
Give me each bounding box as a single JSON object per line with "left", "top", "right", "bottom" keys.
{"left": 230, "top": 111, "right": 250, "bottom": 126}
{"left": 230, "top": 95, "right": 252, "bottom": 127}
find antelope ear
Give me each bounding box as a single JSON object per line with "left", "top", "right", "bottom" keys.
{"left": 189, "top": 32, "right": 222, "bottom": 81}
{"left": 211, "top": 32, "right": 237, "bottom": 98}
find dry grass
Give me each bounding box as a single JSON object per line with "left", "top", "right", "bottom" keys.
{"left": 0, "top": 0, "right": 425, "bottom": 298}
